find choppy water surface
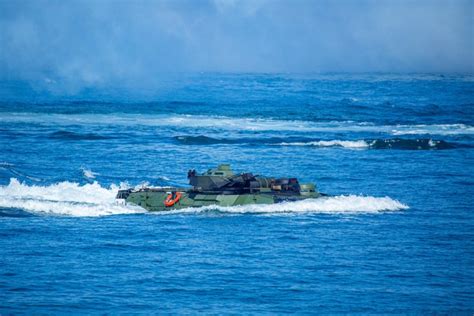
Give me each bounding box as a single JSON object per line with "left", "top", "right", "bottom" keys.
{"left": 1, "top": 74, "right": 473, "bottom": 313}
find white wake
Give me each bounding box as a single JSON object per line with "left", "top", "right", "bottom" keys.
{"left": 159, "top": 195, "right": 408, "bottom": 215}
{"left": 0, "top": 179, "right": 144, "bottom": 217}
{"left": 0, "top": 179, "right": 408, "bottom": 217}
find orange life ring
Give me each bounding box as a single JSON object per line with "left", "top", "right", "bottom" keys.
{"left": 164, "top": 192, "right": 182, "bottom": 207}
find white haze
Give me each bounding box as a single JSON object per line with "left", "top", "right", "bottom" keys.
{"left": 0, "top": 0, "right": 472, "bottom": 92}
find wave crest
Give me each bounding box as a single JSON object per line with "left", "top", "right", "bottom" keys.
{"left": 176, "top": 136, "right": 456, "bottom": 150}
{"left": 279, "top": 140, "right": 369, "bottom": 148}
{"left": 279, "top": 138, "right": 455, "bottom": 150}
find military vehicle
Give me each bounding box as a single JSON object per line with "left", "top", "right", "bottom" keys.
{"left": 116, "top": 164, "right": 323, "bottom": 211}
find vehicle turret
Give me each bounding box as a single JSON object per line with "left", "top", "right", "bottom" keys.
{"left": 188, "top": 164, "right": 235, "bottom": 191}
{"left": 187, "top": 164, "right": 308, "bottom": 194}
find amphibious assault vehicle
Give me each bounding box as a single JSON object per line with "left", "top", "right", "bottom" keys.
{"left": 116, "top": 164, "right": 323, "bottom": 211}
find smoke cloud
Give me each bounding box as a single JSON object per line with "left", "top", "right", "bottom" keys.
{"left": 0, "top": 0, "right": 472, "bottom": 89}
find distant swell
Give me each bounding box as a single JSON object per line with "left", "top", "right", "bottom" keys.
{"left": 3, "top": 113, "right": 473, "bottom": 135}
{"left": 0, "top": 179, "right": 408, "bottom": 217}
{"left": 49, "top": 131, "right": 111, "bottom": 140}
{"left": 175, "top": 136, "right": 456, "bottom": 150}
{"left": 175, "top": 135, "right": 287, "bottom": 145}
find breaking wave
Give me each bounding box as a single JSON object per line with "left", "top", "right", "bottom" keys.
{"left": 279, "top": 138, "right": 456, "bottom": 150}
{"left": 369, "top": 139, "right": 455, "bottom": 150}
{"left": 279, "top": 140, "right": 369, "bottom": 149}
{"left": 0, "top": 179, "right": 408, "bottom": 217}
{"left": 176, "top": 136, "right": 456, "bottom": 150}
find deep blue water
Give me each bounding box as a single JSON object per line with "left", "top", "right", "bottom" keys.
{"left": 1, "top": 73, "right": 473, "bottom": 314}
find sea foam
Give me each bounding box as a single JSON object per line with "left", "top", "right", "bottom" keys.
{"left": 0, "top": 179, "right": 144, "bottom": 217}
{"left": 3, "top": 113, "right": 473, "bottom": 135}
{"left": 159, "top": 195, "right": 408, "bottom": 215}
{"left": 0, "top": 179, "right": 408, "bottom": 217}
{"left": 278, "top": 140, "right": 369, "bottom": 148}
{"left": 277, "top": 138, "right": 454, "bottom": 150}
{"left": 81, "top": 167, "right": 100, "bottom": 179}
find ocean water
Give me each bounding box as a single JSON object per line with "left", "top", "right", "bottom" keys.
{"left": 0, "top": 73, "right": 473, "bottom": 314}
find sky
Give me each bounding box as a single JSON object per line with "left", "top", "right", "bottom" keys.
{"left": 0, "top": 0, "right": 472, "bottom": 88}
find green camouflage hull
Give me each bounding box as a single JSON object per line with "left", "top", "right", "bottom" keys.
{"left": 120, "top": 189, "right": 320, "bottom": 212}
{"left": 116, "top": 164, "right": 322, "bottom": 212}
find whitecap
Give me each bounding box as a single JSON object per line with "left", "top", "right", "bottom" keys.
{"left": 391, "top": 124, "right": 474, "bottom": 136}
{"left": 81, "top": 167, "right": 99, "bottom": 179}
{"left": 278, "top": 140, "right": 369, "bottom": 149}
